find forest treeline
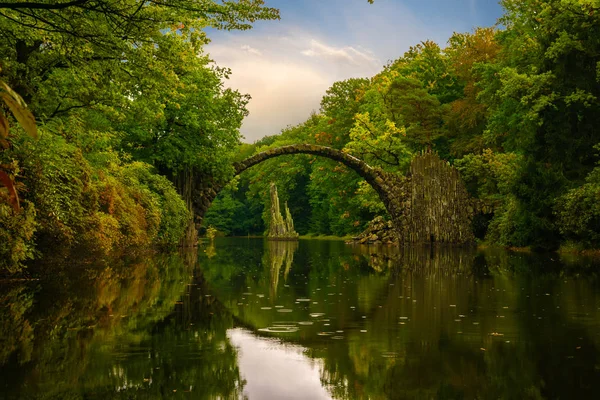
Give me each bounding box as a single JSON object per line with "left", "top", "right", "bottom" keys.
{"left": 205, "top": 0, "right": 600, "bottom": 253}
{"left": 1, "top": 1, "right": 599, "bottom": 273}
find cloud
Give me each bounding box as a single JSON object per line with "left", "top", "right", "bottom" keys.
{"left": 208, "top": 32, "right": 382, "bottom": 143}
{"left": 205, "top": 0, "right": 501, "bottom": 143}
{"left": 241, "top": 44, "right": 262, "bottom": 56}
{"left": 217, "top": 55, "right": 329, "bottom": 142}
{"left": 301, "top": 39, "right": 379, "bottom": 67}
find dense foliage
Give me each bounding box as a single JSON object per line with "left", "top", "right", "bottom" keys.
{"left": 2, "top": 0, "right": 600, "bottom": 272}
{"left": 0, "top": 0, "right": 278, "bottom": 272}
{"left": 207, "top": 0, "right": 600, "bottom": 252}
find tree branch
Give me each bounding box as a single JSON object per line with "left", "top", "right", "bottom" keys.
{"left": 0, "top": 0, "right": 89, "bottom": 10}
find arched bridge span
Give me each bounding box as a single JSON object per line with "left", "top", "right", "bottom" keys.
{"left": 196, "top": 144, "right": 474, "bottom": 244}
{"left": 234, "top": 144, "right": 387, "bottom": 197}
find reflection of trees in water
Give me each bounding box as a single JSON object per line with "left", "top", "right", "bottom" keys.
{"left": 0, "top": 250, "right": 244, "bottom": 399}
{"left": 310, "top": 247, "right": 600, "bottom": 400}
{"left": 180, "top": 240, "right": 600, "bottom": 399}
{"left": 264, "top": 240, "right": 298, "bottom": 300}
{"left": 0, "top": 285, "right": 35, "bottom": 366}
{"left": 204, "top": 242, "right": 217, "bottom": 259}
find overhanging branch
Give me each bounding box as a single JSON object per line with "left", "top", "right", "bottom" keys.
{"left": 0, "top": 0, "right": 89, "bottom": 10}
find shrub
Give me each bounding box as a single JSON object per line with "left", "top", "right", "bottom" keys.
{"left": 0, "top": 201, "right": 36, "bottom": 273}
{"left": 555, "top": 168, "right": 600, "bottom": 248}
{"left": 0, "top": 129, "right": 190, "bottom": 271}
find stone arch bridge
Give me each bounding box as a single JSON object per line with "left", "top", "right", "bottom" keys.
{"left": 196, "top": 144, "right": 475, "bottom": 244}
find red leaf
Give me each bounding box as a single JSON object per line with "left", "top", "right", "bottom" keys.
{"left": 0, "top": 170, "right": 20, "bottom": 211}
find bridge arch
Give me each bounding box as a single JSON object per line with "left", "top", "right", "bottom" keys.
{"left": 196, "top": 144, "right": 401, "bottom": 233}
{"left": 196, "top": 144, "right": 475, "bottom": 245}
{"left": 233, "top": 144, "right": 387, "bottom": 196}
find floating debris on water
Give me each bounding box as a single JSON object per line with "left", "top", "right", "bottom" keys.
{"left": 258, "top": 326, "right": 299, "bottom": 333}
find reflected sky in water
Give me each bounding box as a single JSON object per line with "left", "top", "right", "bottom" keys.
{"left": 229, "top": 328, "right": 331, "bottom": 400}
{"left": 2, "top": 239, "right": 600, "bottom": 399}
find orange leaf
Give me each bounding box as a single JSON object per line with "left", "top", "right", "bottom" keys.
{"left": 0, "top": 170, "right": 20, "bottom": 211}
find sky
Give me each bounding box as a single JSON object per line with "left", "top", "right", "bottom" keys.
{"left": 207, "top": 0, "right": 504, "bottom": 143}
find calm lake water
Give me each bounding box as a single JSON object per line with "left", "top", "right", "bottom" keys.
{"left": 2, "top": 238, "right": 600, "bottom": 399}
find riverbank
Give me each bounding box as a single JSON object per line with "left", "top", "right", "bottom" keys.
{"left": 299, "top": 234, "right": 352, "bottom": 241}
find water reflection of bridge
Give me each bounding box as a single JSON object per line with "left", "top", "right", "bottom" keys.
{"left": 348, "top": 244, "right": 480, "bottom": 276}
{"left": 211, "top": 242, "right": 600, "bottom": 400}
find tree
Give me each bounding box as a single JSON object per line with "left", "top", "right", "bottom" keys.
{"left": 386, "top": 75, "right": 447, "bottom": 152}
{"left": 0, "top": 0, "right": 278, "bottom": 114}
{"left": 445, "top": 27, "right": 501, "bottom": 156}
{"left": 475, "top": 0, "right": 600, "bottom": 249}
{"left": 320, "top": 78, "right": 370, "bottom": 147}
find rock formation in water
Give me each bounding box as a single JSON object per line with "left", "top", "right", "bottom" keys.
{"left": 267, "top": 183, "right": 299, "bottom": 240}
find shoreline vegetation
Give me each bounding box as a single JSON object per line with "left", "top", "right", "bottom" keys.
{"left": 2, "top": 1, "right": 600, "bottom": 274}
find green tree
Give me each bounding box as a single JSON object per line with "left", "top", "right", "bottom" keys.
{"left": 476, "top": 0, "right": 600, "bottom": 249}
{"left": 445, "top": 27, "right": 501, "bottom": 156}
